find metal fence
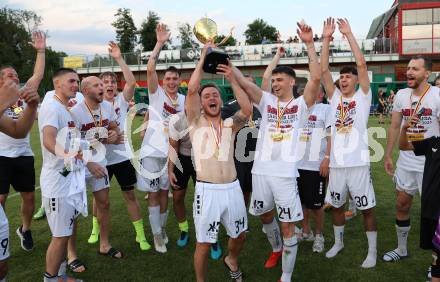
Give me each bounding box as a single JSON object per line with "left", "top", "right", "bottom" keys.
{"left": 65, "top": 38, "right": 398, "bottom": 70}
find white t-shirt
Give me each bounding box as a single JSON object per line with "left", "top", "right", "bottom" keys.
{"left": 169, "top": 112, "right": 192, "bottom": 157}
{"left": 252, "top": 91, "right": 307, "bottom": 178}
{"left": 394, "top": 86, "right": 440, "bottom": 172}
{"left": 328, "top": 87, "right": 372, "bottom": 168}
{"left": 38, "top": 98, "right": 78, "bottom": 198}
{"left": 297, "top": 102, "right": 331, "bottom": 171}
{"left": 42, "top": 91, "right": 84, "bottom": 107}
{"left": 71, "top": 101, "right": 117, "bottom": 171}
{"left": 0, "top": 99, "right": 33, "bottom": 157}
{"left": 140, "top": 86, "right": 185, "bottom": 158}
{"left": 106, "top": 94, "right": 132, "bottom": 165}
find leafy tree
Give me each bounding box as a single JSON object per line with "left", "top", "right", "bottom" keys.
{"left": 178, "top": 22, "right": 198, "bottom": 49}
{"left": 244, "top": 18, "right": 277, "bottom": 45}
{"left": 139, "top": 11, "right": 166, "bottom": 51}
{"left": 112, "top": 8, "right": 137, "bottom": 53}
{"left": 216, "top": 34, "right": 237, "bottom": 46}
{"left": 0, "top": 7, "right": 67, "bottom": 93}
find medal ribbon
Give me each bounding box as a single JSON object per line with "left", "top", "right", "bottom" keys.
{"left": 209, "top": 120, "right": 223, "bottom": 151}
{"left": 53, "top": 94, "right": 70, "bottom": 112}
{"left": 165, "top": 92, "right": 179, "bottom": 107}
{"left": 409, "top": 85, "right": 430, "bottom": 117}
{"left": 339, "top": 95, "right": 351, "bottom": 123}
{"left": 277, "top": 97, "right": 295, "bottom": 129}
{"left": 84, "top": 102, "right": 102, "bottom": 128}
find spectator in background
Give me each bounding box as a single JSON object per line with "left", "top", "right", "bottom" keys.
{"left": 313, "top": 34, "right": 320, "bottom": 42}
{"left": 387, "top": 89, "right": 395, "bottom": 118}
{"left": 287, "top": 36, "right": 294, "bottom": 43}
{"left": 293, "top": 36, "right": 299, "bottom": 43}
{"left": 377, "top": 89, "right": 386, "bottom": 124}
{"left": 435, "top": 75, "right": 440, "bottom": 87}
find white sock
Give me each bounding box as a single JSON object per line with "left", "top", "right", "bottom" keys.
{"left": 0, "top": 277, "right": 6, "bottom": 282}
{"left": 396, "top": 225, "right": 410, "bottom": 255}
{"left": 281, "top": 236, "right": 298, "bottom": 282}
{"left": 362, "top": 231, "right": 377, "bottom": 268}
{"left": 57, "top": 260, "right": 67, "bottom": 276}
{"left": 148, "top": 206, "right": 161, "bottom": 235}
{"left": 263, "top": 219, "right": 282, "bottom": 252}
{"left": 160, "top": 211, "right": 168, "bottom": 229}
{"left": 326, "top": 225, "right": 344, "bottom": 258}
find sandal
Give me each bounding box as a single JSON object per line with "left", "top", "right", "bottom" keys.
{"left": 98, "top": 247, "right": 124, "bottom": 259}
{"left": 68, "top": 259, "right": 87, "bottom": 273}
{"left": 223, "top": 256, "right": 243, "bottom": 281}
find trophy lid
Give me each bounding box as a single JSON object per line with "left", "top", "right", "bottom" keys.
{"left": 193, "top": 17, "right": 218, "bottom": 44}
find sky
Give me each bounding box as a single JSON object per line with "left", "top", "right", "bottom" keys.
{"left": 4, "top": 0, "right": 393, "bottom": 55}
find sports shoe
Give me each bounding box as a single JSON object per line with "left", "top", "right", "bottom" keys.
{"left": 87, "top": 230, "right": 99, "bottom": 244}
{"left": 427, "top": 265, "right": 432, "bottom": 280}
{"left": 264, "top": 251, "right": 282, "bottom": 268}
{"left": 177, "top": 231, "right": 189, "bottom": 247}
{"left": 312, "top": 234, "right": 325, "bottom": 253}
{"left": 138, "top": 238, "right": 151, "bottom": 251}
{"left": 153, "top": 234, "right": 167, "bottom": 253}
{"left": 33, "top": 207, "right": 46, "bottom": 220}
{"left": 344, "top": 210, "right": 357, "bottom": 221}
{"left": 210, "top": 242, "right": 222, "bottom": 260}
{"left": 16, "top": 226, "right": 33, "bottom": 251}
{"left": 302, "top": 231, "right": 315, "bottom": 242}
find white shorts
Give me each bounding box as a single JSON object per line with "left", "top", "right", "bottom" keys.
{"left": 394, "top": 166, "right": 423, "bottom": 196}
{"left": 193, "top": 180, "right": 248, "bottom": 243}
{"left": 0, "top": 206, "right": 9, "bottom": 261}
{"left": 250, "top": 174, "right": 303, "bottom": 223}
{"left": 43, "top": 197, "right": 79, "bottom": 238}
{"left": 328, "top": 166, "right": 376, "bottom": 210}
{"left": 86, "top": 171, "right": 110, "bottom": 193}
{"left": 137, "top": 157, "right": 169, "bottom": 192}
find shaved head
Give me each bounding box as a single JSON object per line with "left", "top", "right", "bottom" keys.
{"left": 81, "top": 76, "right": 100, "bottom": 93}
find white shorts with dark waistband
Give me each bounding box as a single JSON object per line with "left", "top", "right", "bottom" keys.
{"left": 193, "top": 180, "right": 247, "bottom": 243}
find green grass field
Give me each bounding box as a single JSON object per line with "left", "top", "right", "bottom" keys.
{"left": 3, "top": 116, "right": 429, "bottom": 281}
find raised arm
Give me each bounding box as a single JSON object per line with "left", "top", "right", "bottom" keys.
{"left": 321, "top": 18, "right": 336, "bottom": 99}
{"left": 261, "top": 47, "right": 285, "bottom": 92}
{"left": 232, "top": 65, "right": 263, "bottom": 104}
{"left": 297, "top": 22, "right": 321, "bottom": 107}
{"left": 217, "top": 62, "right": 251, "bottom": 132}
{"left": 26, "top": 31, "right": 46, "bottom": 88}
{"left": 108, "top": 41, "right": 136, "bottom": 102}
{"left": 147, "top": 23, "right": 170, "bottom": 94}
{"left": 186, "top": 44, "right": 211, "bottom": 124}
{"left": 337, "top": 18, "right": 370, "bottom": 94}
{"left": 384, "top": 111, "right": 403, "bottom": 176}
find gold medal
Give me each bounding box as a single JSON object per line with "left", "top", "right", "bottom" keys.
{"left": 210, "top": 120, "right": 223, "bottom": 159}
{"left": 13, "top": 107, "right": 23, "bottom": 114}
{"left": 248, "top": 119, "right": 255, "bottom": 128}
{"left": 271, "top": 132, "right": 283, "bottom": 142}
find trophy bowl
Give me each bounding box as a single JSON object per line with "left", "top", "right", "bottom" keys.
{"left": 193, "top": 17, "right": 230, "bottom": 74}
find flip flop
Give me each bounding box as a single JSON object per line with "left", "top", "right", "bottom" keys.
{"left": 382, "top": 250, "right": 408, "bottom": 262}
{"left": 67, "top": 259, "right": 86, "bottom": 273}
{"left": 98, "top": 247, "right": 124, "bottom": 259}
{"left": 223, "top": 256, "right": 243, "bottom": 282}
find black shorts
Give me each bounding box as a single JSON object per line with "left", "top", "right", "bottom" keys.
{"left": 107, "top": 160, "right": 137, "bottom": 191}
{"left": 0, "top": 156, "right": 35, "bottom": 194}
{"left": 420, "top": 216, "right": 438, "bottom": 250}
{"left": 297, "top": 169, "right": 326, "bottom": 210}
{"left": 235, "top": 160, "right": 253, "bottom": 193}
{"left": 173, "top": 154, "right": 196, "bottom": 191}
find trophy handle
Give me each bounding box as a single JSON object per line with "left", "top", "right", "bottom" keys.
{"left": 217, "top": 26, "right": 235, "bottom": 47}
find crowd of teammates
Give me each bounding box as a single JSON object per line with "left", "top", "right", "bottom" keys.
{"left": 0, "top": 17, "right": 438, "bottom": 282}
